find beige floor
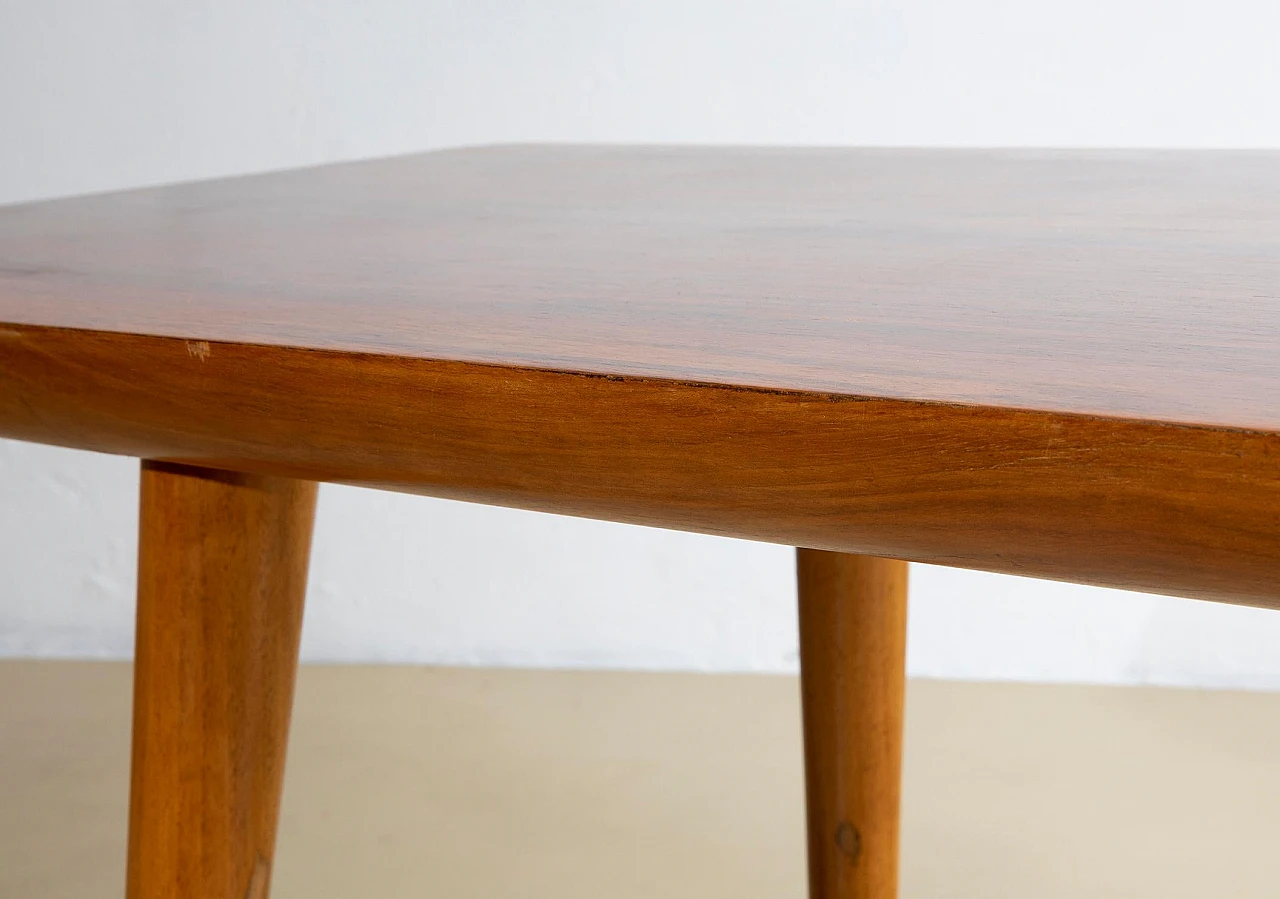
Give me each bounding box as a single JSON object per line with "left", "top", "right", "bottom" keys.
{"left": 3, "top": 663, "right": 1280, "bottom": 897}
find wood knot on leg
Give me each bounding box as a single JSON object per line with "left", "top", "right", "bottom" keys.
{"left": 834, "top": 821, "right": 862, "bottom": 862}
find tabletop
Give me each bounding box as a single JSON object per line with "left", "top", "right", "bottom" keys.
{"left": 1, "top": 146, "right": 1277, "bottom": 606}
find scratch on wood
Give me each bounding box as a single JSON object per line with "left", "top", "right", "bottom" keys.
{"left": 187, "top": 340, "right": 211, "bottom": 361}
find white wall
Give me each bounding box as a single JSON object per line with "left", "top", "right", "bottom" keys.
{"left": 4, "top": 0, "right": 1280, "bottom": 687}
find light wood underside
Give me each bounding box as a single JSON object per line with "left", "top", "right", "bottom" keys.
{"left": 1, "top": 325, "right": 1275, "bottom": 607}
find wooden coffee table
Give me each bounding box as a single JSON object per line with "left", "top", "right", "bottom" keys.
{"left": 1, "top": 147, "right": 1277, "bottom": 899}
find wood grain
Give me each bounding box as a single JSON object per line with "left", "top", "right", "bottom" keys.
{"left": 1, "top": 146, "right": 1279, "bottom": 432}
{"left": 798, "top": 551, "right": 908, "bottom": 899}
{"left": 0, "top": 324, "right": 1276, "bottom": 608}
{"left": 127, "top": 461, "right": 317, "bottom": 899}
{"left": 0, "top": 147, "right": 1277, "bottom": 608}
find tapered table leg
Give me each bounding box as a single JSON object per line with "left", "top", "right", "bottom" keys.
{"left": 126, "top": 461, "right": 318, "bottom": 899}
{"left": 797, "top": 550, "right": 908, "bottom": 899}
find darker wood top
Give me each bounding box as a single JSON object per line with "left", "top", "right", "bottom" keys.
{"left": 2, "top": 145, "right": 1278, "bottom": 433}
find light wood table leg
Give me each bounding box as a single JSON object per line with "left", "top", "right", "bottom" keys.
{"left": 797, "top": 550, "right": 908, "bottom": 899}
{"left": 126, "top": 461, "right": 318, "bottom": 899}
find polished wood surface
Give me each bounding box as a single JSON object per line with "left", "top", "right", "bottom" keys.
{"left": 798, "top": 551, "right": 908, "bottom": 899}
{"left": 128, "top": 462, "right": 317, "bottom": 899}
{"left": 0, "top": 147, "right": 1277, "bottom": 606}
{"left": 1, "top": 146, "right": 1278, "bottom": 432}
{"left": 1, "top": 325, "right": 1276, "bottom": 607}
